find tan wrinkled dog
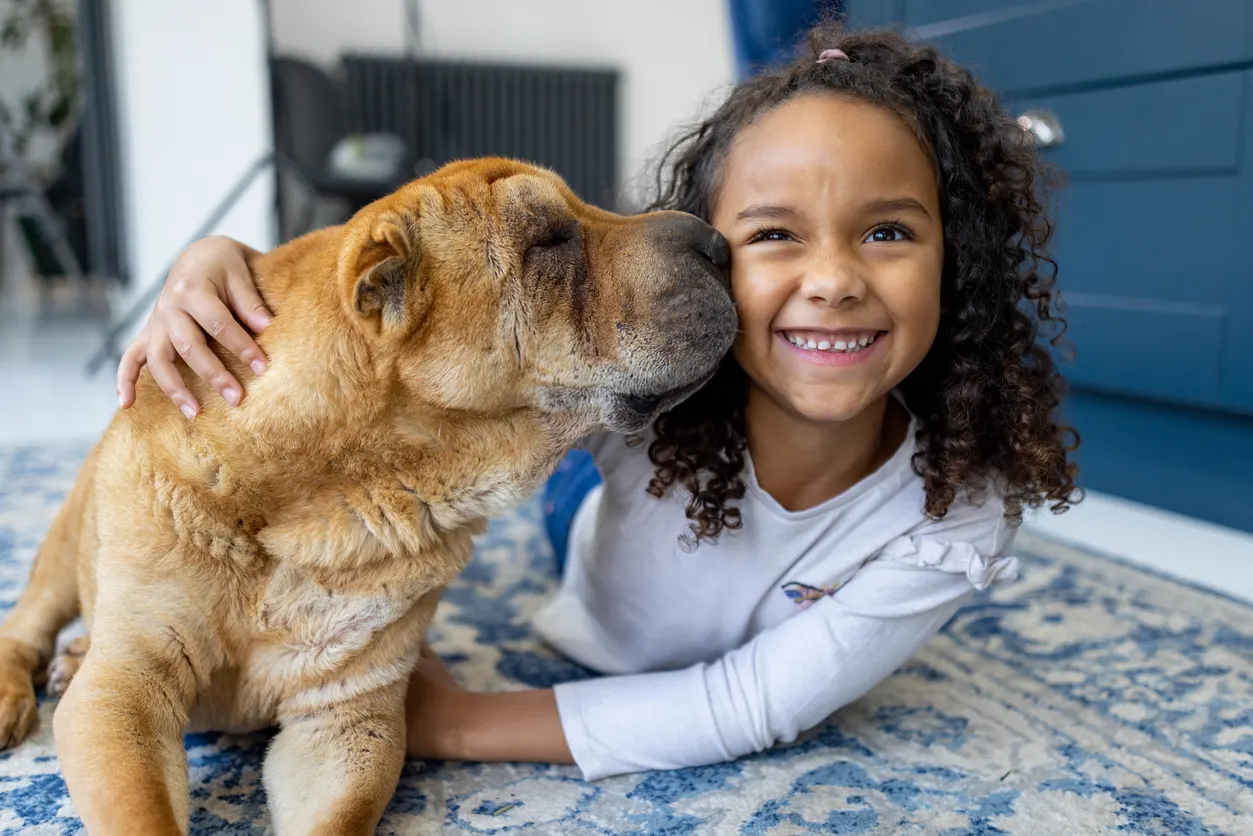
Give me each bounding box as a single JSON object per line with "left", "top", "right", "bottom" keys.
{"left": 0, "top": 158, "right": 737, "bottom": 834}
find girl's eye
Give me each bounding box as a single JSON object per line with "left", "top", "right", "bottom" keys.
{"left": 865, "top": 224, "right": 913, "bottom": 243}
{"left": 748, "top": 228, "right": 794, "bottom": 244}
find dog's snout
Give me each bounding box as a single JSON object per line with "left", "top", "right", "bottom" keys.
{"left": 651, "top": 213, "right": 731, "bottom": 279}
{"left": 598, "top": 210, "right": 740, "bottom": 433}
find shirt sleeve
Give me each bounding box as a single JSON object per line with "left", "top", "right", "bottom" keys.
{"left": 551, "top": 502, "right": 1018, "bottom": 781}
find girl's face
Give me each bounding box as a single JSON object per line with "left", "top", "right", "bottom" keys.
{"left": 711, "top": 94, "right": 944, "bottom": 426}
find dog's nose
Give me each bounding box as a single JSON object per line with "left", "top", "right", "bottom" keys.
{"left": 652, "top": 212, "right": 731, "bottom": 276}
{"left": 695, "top": 227, "right": 731, "bottom": 273}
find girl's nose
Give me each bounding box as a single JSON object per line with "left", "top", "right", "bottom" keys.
{"left": 799, "top": 251, "right": 867, "bottom": 307}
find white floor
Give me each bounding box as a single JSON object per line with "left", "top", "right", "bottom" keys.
{"left": 3, "top": 261, "right": 1252, "bottom": 604}
{"left": 0, "top": 263, "right": 122, "bottom": 446}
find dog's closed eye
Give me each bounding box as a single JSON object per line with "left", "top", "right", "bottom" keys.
{"left": 527, "top": 224, "right": 579, "bottom": 257}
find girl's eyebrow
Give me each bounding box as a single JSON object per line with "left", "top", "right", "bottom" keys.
{"left": 735, "top": 204, "right": 798, "bottom": 223}
{"left": 863, "top": 197, "right": 932, "bottom": 218}
{"left": 736, "top": 197, "right": 932, "bottom": 224}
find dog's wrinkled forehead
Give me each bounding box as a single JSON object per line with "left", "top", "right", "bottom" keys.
{"left": 435, "top": 160, "right": 575, "bottom": 214}
{"left": 492, "top": 168, "right": 568, "bottom": 202}
{"left": 432, "top": 169, "right": 582, "bottom": 282}
{"left": 418, "top": 164, "right": 584, "bottom": 272}
{"left": 492, "top": 172, "right": 580, "bottom": 231}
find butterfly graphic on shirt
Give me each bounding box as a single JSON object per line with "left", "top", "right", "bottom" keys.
{"left": 780, "top": 581, "right": 840, "bottom": 610}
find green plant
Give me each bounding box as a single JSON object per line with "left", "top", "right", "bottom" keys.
{"left": 0, "top": 0, "right": 78, "bottom": 160}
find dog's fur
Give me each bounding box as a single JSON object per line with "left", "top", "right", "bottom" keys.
{"left": 0, "top": 158, "right": 737, "bottom": 834}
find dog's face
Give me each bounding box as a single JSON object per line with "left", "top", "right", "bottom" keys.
{"left": 338, "top": 158, "right": 738, "bottom": 436}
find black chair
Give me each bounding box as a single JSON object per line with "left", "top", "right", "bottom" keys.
{"left": 0, "top": 131, "right": 83, "bottom": 291}
{"left": 269, "top": 56, "right": 414, "bottom": 237}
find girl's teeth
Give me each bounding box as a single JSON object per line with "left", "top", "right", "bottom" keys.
{"left": 786, "top": 332, "right": 879, "bottom": 353}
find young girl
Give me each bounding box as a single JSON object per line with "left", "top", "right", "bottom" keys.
{"left": 116, "top": 24, "right": 1079, "bottom": 781}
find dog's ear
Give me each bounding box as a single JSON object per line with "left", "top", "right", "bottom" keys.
{"left": 348, "top": 212, "right": 426, "bottom": 330}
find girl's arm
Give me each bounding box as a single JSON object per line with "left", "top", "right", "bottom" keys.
{"left": 117, "top": 235, "right": 271, "bottom": 418}
{"left": 408, "top": 569, "right": 975, "bottom": 776}
{"left": 410, "top": 504, "right": 1013, "bottom": 780}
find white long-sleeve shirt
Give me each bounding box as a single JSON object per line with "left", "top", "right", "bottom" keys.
{"left": 531, "top": 417, "right": 1018, "bottom": 781}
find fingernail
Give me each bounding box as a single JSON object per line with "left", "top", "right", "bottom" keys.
{"left": 250, "top": 359, "right": 266, "bottom": 375}
{"left": 118, "top": 393, "right": 125, "bottom": 409}
{"left": 181, "top": 404, "right": 197, "bottom": 420}
{"left": 223, "top": 388, "right": 241, "bottom": 406}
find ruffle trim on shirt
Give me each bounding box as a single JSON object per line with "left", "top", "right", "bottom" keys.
{"left": 878, "top": 536, "right": 1019, "bottom": 590}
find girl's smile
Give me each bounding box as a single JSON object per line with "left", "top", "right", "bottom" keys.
{"left": 776, "top": 329, "right": 885, "bottom": 367}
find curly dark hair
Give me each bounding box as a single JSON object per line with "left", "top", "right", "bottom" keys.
{"left": 641, "top": 21, "right": 1081, "bottom": 546}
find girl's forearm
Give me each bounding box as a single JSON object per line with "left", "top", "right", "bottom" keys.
{"left": 426, "top": 687, "right": 575, "bottom": 765}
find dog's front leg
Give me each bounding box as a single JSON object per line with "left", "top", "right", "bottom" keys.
{"left": 265, "top": 679, "right": 409, "bottom": 836}
{"left": 54, "top": 630, "right": 200, "bottom": 835}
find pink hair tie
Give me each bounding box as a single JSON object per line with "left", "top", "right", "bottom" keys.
{"left": 817, "top": 48, "right": 849, "bottom": 64}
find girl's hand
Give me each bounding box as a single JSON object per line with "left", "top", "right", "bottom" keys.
{"left": 117, "top": 235, "right": 272, "bottom": 418}
{"left": 405, "top": 645, "right": 574, "bottom": 765}
{"left": 405, "top": 645, "right": 471, "bottom": 760}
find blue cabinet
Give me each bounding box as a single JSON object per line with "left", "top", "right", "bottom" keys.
{"left": 849, "top": 0, "right": 1253, "bottom": 532}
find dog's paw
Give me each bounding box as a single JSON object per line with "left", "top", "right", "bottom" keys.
{"left": 0, "top": 666, "right": 37, "bottom": 749}
{"left": 46, "top": 635, "right": 89, "bottom": 698}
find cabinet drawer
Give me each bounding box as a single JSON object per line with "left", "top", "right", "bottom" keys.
{"left": 1064, "top": 391, "right": 1253, "bottom": 533}
{"left": 1018, "top": 71, "right": 1253, "bottom": 414}
{"left": 898, "top": 0, "right": 1253, "bottom": 95}
{"left": 1050, "top": 173, "right": 1252, "bottom": 413}
{"left": 1061, "top": 295, "right": 1227, "bottom": 405}
{"left": 1010, "top": 71, "right": 1247, "bottom": 179}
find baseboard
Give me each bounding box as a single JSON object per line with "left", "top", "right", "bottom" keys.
{"left": 1025, "top": 490, "right": 1253, "bottom": 604}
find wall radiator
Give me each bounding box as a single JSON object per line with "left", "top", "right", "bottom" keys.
{"left": 342, "top": 55, "right": 620, "bottom": 210}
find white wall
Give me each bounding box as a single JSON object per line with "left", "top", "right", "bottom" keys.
{"left": 109, "top": 0, "right": 275, "bottom": 316}
{"left": 269, "top": 0, "right": 736, "bottom": 204}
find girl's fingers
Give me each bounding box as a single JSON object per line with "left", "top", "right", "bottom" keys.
{"left": 116, "top": 339, "right": 147, "bottom": 409}
{"left": 188, "top": 292, "right": 267, "bottom": 376}
{"left": 146, "top": 333, "right": 201, "bottom": 419}
{"left": 169, "top": 312, "right": 243, "bottom": 407}
{"left": 225, "top": 268, "right": 273, "bottom": 337}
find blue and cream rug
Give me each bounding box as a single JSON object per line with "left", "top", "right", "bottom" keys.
{"left": 0, "top": 443, "right": 1249, "bottom": 834}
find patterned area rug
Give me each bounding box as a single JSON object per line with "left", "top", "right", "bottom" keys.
{"left": 0, "top": 442, "right": 1249, "bottom": 835}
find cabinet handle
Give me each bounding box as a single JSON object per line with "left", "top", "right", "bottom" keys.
{"left": 1016, "top": 109, "right": 1064, "bottom": 148}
